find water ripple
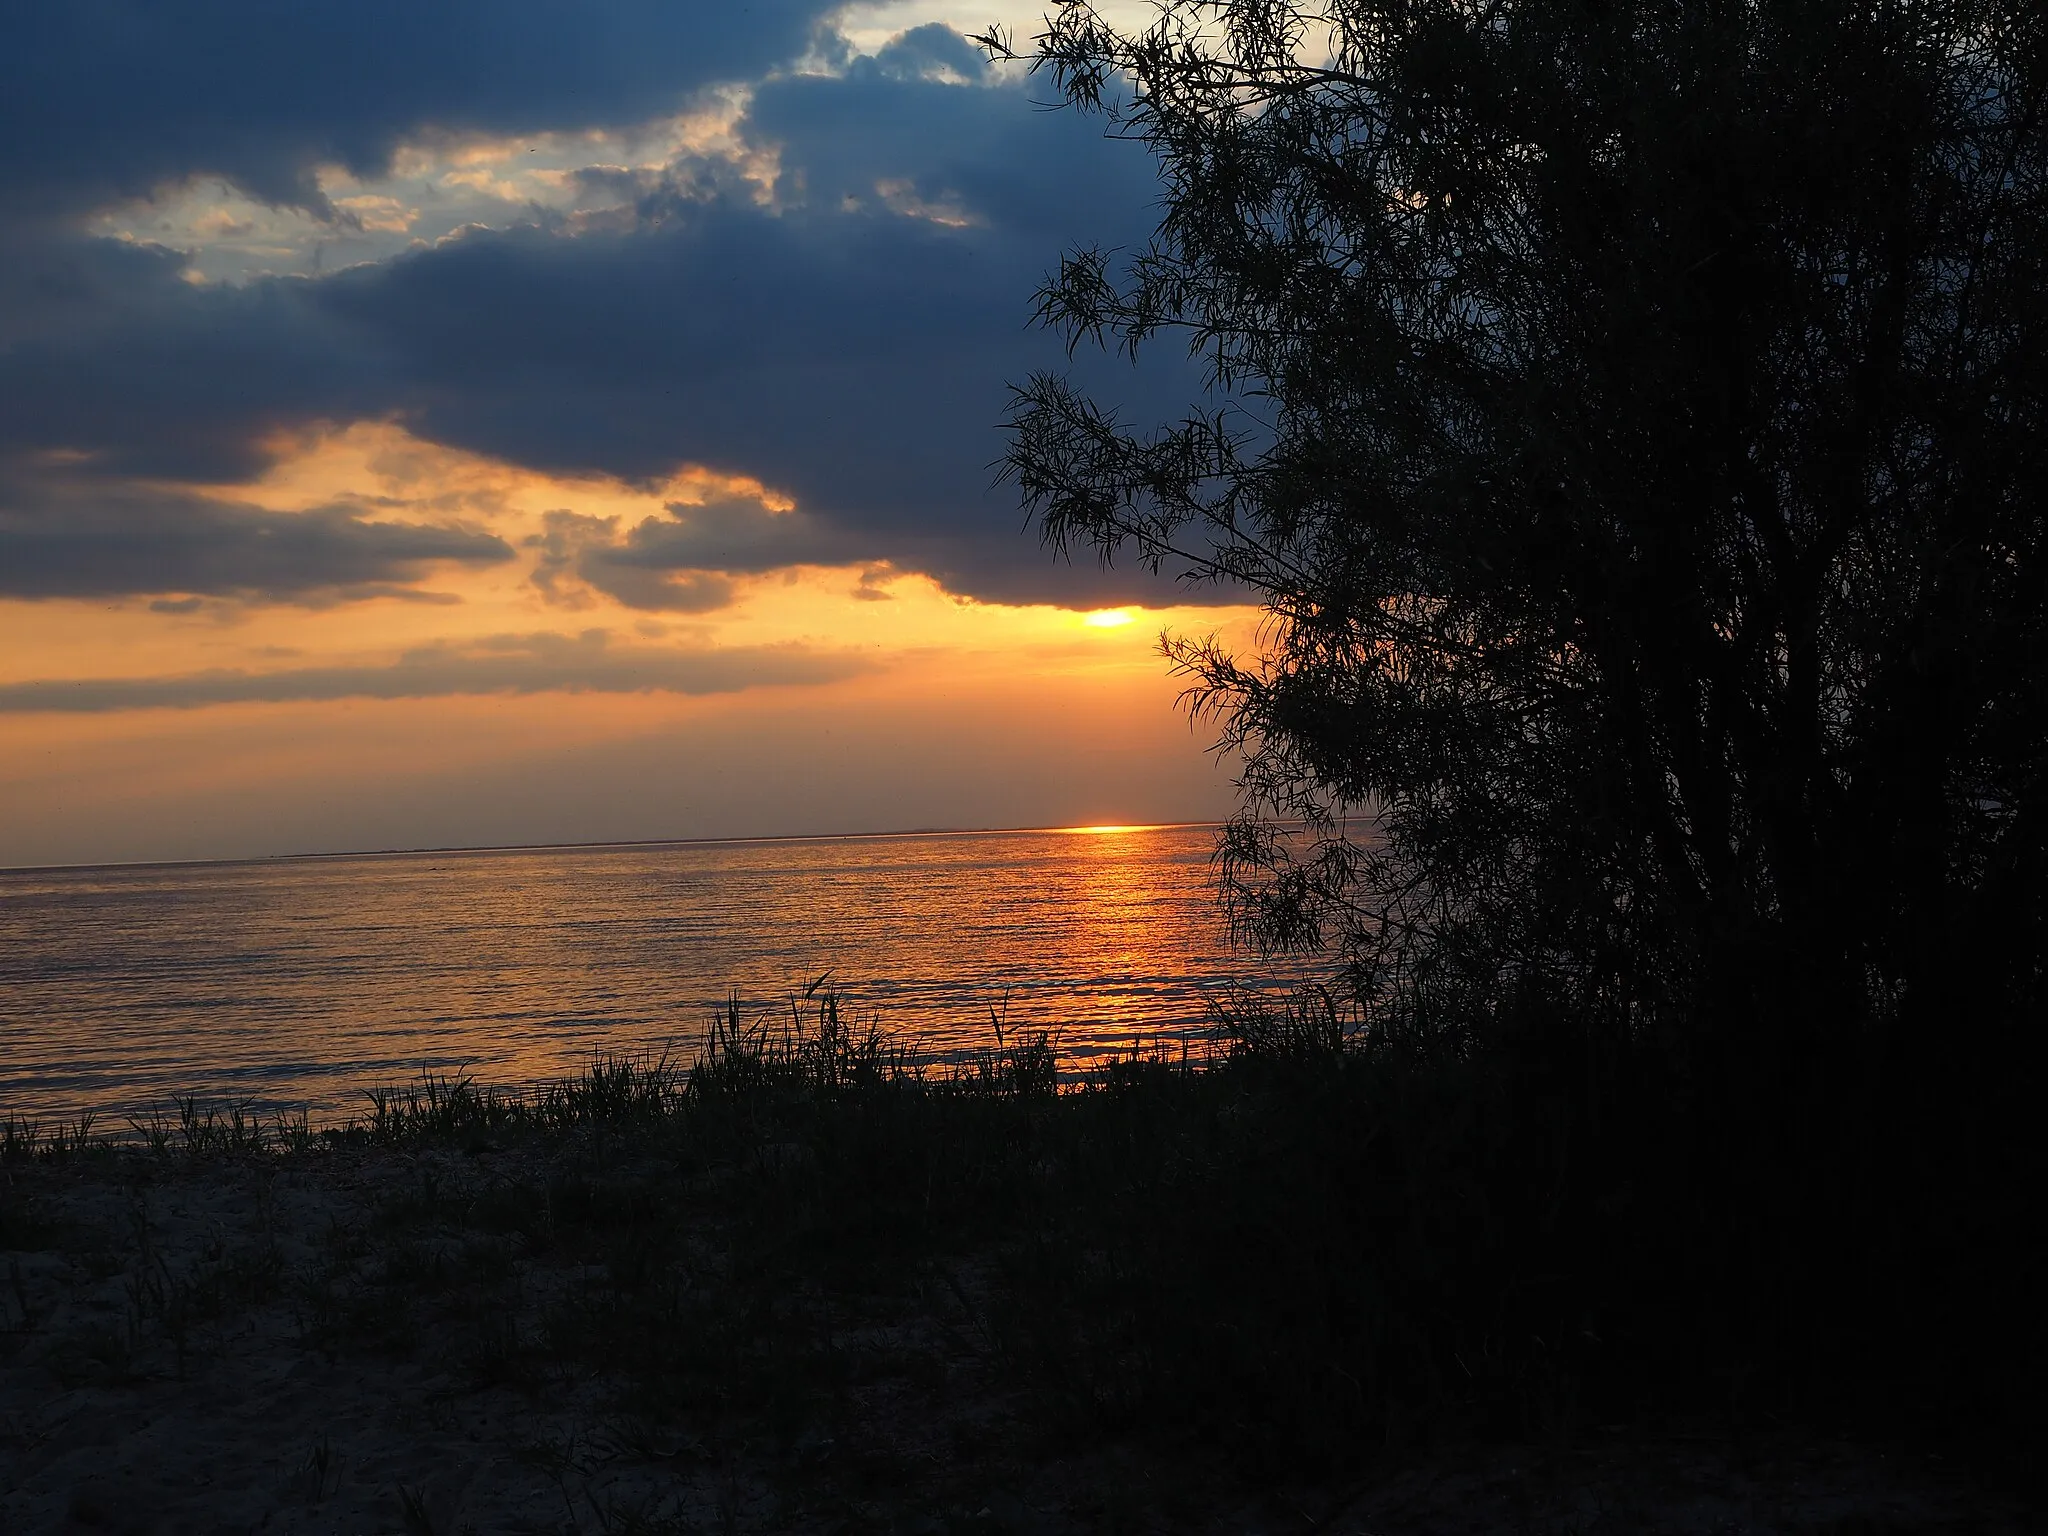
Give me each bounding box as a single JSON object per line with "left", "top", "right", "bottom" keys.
{"left": 0, "top": 825, "right": 1304, "bottom": 1123}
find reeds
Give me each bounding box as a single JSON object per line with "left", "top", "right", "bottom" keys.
{"left": 2, "top": 979, "right": 1098, "bottom": 1168}
{"left": 336, "top": 981, "right": 1062, "bottom": 1152}
{"left": 1, "top": 1111, "right": 100, "bottom": 1163}
{"left": 3, "top": 977, "right": 2036, "bottom": 1472}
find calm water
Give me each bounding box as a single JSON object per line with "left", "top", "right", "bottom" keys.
{"left": 0, "top": 824, "right": 1292, "bottom": 1124}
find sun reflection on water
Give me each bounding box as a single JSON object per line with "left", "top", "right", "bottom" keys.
{"left": 0, "top": 825, "right": 1314, "bottom": 1125}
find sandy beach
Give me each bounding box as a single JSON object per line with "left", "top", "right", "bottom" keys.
{"left": 2, "top": 1139, "right": 2025, "bottom": 1535}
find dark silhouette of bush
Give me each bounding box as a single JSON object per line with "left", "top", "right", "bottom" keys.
{"left": 986, "top": 0, "right": 2046, "bottom": 1436}
{"left": 990, "top": 0, "right": 2044, "bottom": 1061}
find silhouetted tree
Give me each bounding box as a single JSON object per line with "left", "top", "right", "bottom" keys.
{"left": 989, "top": 0, "right": 2048, "bottom": 1066}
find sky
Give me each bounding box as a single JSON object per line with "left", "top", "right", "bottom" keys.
{"left": 0, "top": 0, "right": 1262, "bottom": 868}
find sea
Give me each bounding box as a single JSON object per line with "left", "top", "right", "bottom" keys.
{"left": 0, "top": 823, "right": 1303, "bottom": 1126}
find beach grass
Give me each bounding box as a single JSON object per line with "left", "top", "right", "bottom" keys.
{"left": 1, "top": 985, "right": 2038, "bottom": 1531}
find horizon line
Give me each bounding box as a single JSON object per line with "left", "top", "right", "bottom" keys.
{"left": 0, "top": 819, "right": 1235, "bottom": 878}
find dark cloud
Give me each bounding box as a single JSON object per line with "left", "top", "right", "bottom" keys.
{"left": 0, "top": 473, "right": 512, "bottom": 602}
{"left": 0, "top": 1, "right": 835, "bottom": 221}
{"left": 0, "top": 631, "right": 872, "bottom": 712}
{"left": 0, "top": 26, "right": 1230, "bottom": 610}
{"left": 310, "top": 157, "right": 1216, "bottom": 603}
{"left": 0, "top": 254, "right": 391, "bottom": 480}
{"left": 872, "top": 23, "right": 990, "bottom": 83}
{"left": 526, "top": 509, "right": 743, "bottom": 613}
{"left": 637, "top": 498, "right": 862, "bottom": 574}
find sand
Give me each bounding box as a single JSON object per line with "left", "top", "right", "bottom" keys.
{"left": 0, "top": 1148, "right": 2028, "bottom": 1535}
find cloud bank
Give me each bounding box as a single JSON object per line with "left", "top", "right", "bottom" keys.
{"left": 0, "top": 631, "right": 871, "bottom": 713}
{"left": 0, "top": 0, "right": 835, "bottom": 221}
{"left": 0, "top": 476, "right": 511, "bottom": 602}
{"left": 0, "top": 7, "right": 1217, "bottom": 622}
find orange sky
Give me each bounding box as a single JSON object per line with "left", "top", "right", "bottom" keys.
{"left": 0, "top": 423, "right": 1256, "bottom": 866}
{"left": 0, "top": 2, "right": 1259, "bottom": 867}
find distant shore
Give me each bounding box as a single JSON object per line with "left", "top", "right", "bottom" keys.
{"left": 0, "top": 818, "right": 1238, "bottom": 878}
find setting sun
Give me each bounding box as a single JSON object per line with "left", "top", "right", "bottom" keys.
{"left": 1082, "top": 609, "right": 1135, "bottom": 628}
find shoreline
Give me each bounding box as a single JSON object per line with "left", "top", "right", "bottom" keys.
{"left": 3, "top": 1130, "right": 2023, "bottom": 1535}
{"left": 4, "top": 1029, "right": 2036, "bottom": 1534}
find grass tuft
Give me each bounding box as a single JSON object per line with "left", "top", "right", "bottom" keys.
{"left": 6, "top": 977, "right": 2037, "bottom": 1490}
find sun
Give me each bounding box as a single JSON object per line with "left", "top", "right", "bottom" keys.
{"left": 1081, "top": 609, "right": 1134, "bottom": 628}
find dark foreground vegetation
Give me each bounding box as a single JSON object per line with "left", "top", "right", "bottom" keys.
{"left": 991, "top": 0, "right": 2048, "bottom": 1501}
{"left": 2, "top": 987, "right": 2036, "bottom": 1531}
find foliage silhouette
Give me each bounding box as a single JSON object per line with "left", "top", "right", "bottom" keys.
{"left": 987, "top": 0, "right": 2047, "bottom": 1066}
